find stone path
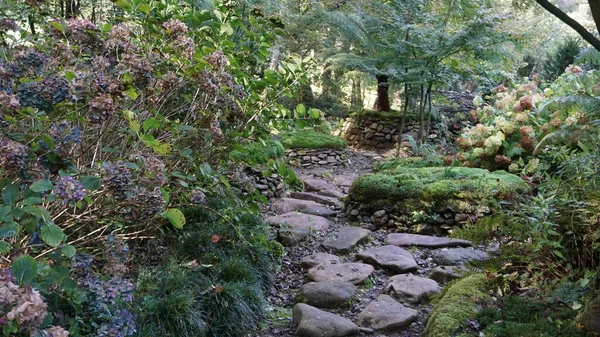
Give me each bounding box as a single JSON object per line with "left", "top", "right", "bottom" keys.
{"left": 258, "top": 150, "right": 492, "bottom": 337}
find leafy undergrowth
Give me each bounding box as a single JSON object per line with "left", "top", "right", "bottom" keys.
{"left": 133, "top": 198, "right": 283, "bottom": 337}
{"left": 278, "top": 130, "right": 347, "bottom": 150}
{"left": 231, "top": 139, "right": 285, "bottom": 165}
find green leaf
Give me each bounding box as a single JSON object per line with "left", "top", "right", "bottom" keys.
{"left": 29, "top": 180, "right": 54, "bottom": 193}
{"left": 137, "top": 3, "right": 151, "bottom": 14}
{"left": 0, "top": 205, "right": 11, "bottom": 219}
{"left": 38, "top": 134, "right": 55, "bottom": 150}
{"left": 49, "top": 21, "right": 65, "bottom": 33}
{"left": 41, "top": 224, "right": 65, "bottom": 247}
{"left": 61, "top": 244, "right": 76, "bottom": 258}
{"left": 2, "top": 184, "right": 19, "bottom": 206}
{"left": 124, "top": 87, "right": 139, "bottom": 100}
{"left": 12, "top": 255, "right": 38, "bottom": 286}
{"left": 309, "top": 108, "right": 322, "bottom": 119}
{"left": 164, "top": 208, "right": 186, "bottom": 229}
{"left": 220, "top": 22, "right": 233, "bottom": 36}
{"left": 0, "top": 241, "right": 9, "bottom": 254}
{"left": 114, "top": 0, "right": 131, "bottom": 9}
{"left": 143, "top": 118, "right": 161, "bottom": 132}
{"left": 23, "top": 197, "right": 43, "bottom": 206}
{"left": 80, "top": 176, "right": 101, "bottom": 191}
{"left": 0, "top": 222, "right": 19, "bottom": 238}
{"left": 64, "top": 71, "right": 77, "bottom": 82}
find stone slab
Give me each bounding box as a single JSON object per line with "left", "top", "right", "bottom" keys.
{"left": 322, "top": 227, "right": 371, "bottom": 252}
{"left": 301, "top": 206, "right": 338, "bottom": 218}
{"left": 385, "top": 274, "right": 441, "bottom": 302}
{"left": 278, "top": 227, "right": 311, "bottom": 246}
{"left": 386, "top": 233, "right": 472, "bottom": 248}
{"left": 271, "top": 198, "right": 322, "bottom": 214}
{"left": 266, "top": 212, "right": 332, "bottom": 231}
{"left": 291, "top": 192, "right": 342, "bottom": 207}
{"left": 301, "top": 253, "right": 341, "bottom": 268}
{"left": 357, "top": 294, "right": 418, "bottom": 331}
{"left": 432, "top": 248, "right": 490, "bottom": 266}
{"left": 356, "top": 245, "right": 418, "bottom": 274}
{"left": 308, "top": 262, "right": 374, "bottom": 285}
{"left": 293, "top": 303, "right": 360, "bottom": 337}
{"left": 297, "top": 282, "right": 357, "bottom": 309}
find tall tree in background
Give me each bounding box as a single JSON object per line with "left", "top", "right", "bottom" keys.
{"left": 534, "top": 0, "right": 600, "bottom": 50}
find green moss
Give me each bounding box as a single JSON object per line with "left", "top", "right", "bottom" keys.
{"left": 278, "top": 131, "right": 346, "bottom": 150}
{"left": 350, "top": 109, "right": 422, "bottom": 121}
{"left": 230, "top": 139, "right": 284, "bottom": 164}
{"left": 349, "top": 166, "right": 529, "bottom": 209}
{"left": 424, "top": 274, "right": 490, "bottom": 337}
{"left": 374, "top": 157, "right": 444, "bottom": 172}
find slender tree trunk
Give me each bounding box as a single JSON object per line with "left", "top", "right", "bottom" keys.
{"left": 418, "top": 84, "right": 425, "bottom": 150}
{"left": 373, "top": 74, "right": 391, "bottom": 112}
{"left": 396, "top": 83, "right": 409, "bottom": 157}
{"left": 269, "top": 44, "right": 280, "bottom": 71}
{"left": 425, "top": 83, "right": 433, "bottom": 135}
{"left": 60, "top": 0, "right": 65, "bottom": 18}
{"left": 28, "top": 15, "right": 36, "bottom": 35}
{"left": 534, "top": 0, "right": 600, "bottom": 51}
{"left": 66, "top": 0, "right": 78, "bottom": 18}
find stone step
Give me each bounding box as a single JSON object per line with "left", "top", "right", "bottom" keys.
{"left": 307, "top": 262, "right": 374, "bottom": 285}
{"left": 386, "top": 233, "right": 472, "bottom": 248}
{"left": 271, "top": 198, "right": 322, "bottom": 214}
{"left": 290, "top": 192, "right": 342, "bottom": 208}
{"left": 296, "top": 282, "right": 357, "bottom": 309}
{"left": 300, "top": 206, "right": 338, "bottom": 218}
{"left": 357, "top": 294, "right": 418, "bottom": 331}
{"left": 300, "top": 253, "right": 341, "bottom": 269}
{"left": 265, "top": 212, "right": 332, "bottom": 231}
{"left": 432, "top": 247, "right": 489, "bottom": 266}
{"left": 356, "top": 245, "right": 418, "bottom": 274}
{"left": 385, "top": 274, "right": 441, "bottom": 303}
{"left": 293, "top": 303, "right": 360, "bottom": 337}
{"left": 321, "top": 226, "right": 371, "bottom": 252}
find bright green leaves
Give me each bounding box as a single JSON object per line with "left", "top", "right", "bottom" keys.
{"left": 2, "top": 184, "right": 19, "bottom": 206}
{"left": 164, "top": 208, "right": 186, "bottom": 229}
{"left": 12, "top": 255, "right": 38, "bottom": 286}
{"left": 29, "top": 180, "right": 54, "bottom": 193}
{"left": 41, "top": 224, "right": 66, "bottom": 247}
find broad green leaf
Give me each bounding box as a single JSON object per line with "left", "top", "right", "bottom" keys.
{"left": 0, "top": 241, "right": 9, "bottom": 254}
{"left": 41, "top": 224, "right": 65, "bottom": 247}
{"left": 12, "top": 255, "right": 38, "bottom": 286}
{"left": 124, "top": 87, "right": 139, "bottom": 100}
{"left": 23, "top": 197, "right": 43, "bottom": 206}
{"left": 220, "top": 22, "right": 233, "bottom": 36}
{"left": 29, "top": 180, "right": 54, "bottom": 193}
{"left": 165, "top": 208, "right": 185, "bottom": 229}
{"left": 2, "top": 184, "right": 19, "bottom": 206}
{"left": 64, "top": 71, "right": 77, "bottom": 82}
{"left": 0, "top": 222, "right": 19, "bottom": 238}
{"left": 114, "top": 0, "right": 131, "bottom": 9}
{"left": 23, "top": 205, "right": 43, "bottom": 218}
{"left": 143, "top": 118, "right": 161, "bottom": 132}
{"left": 80, "top": 176, "right": 101, "bottom": 191}
{"left": 61, "top": 244, "right": 76, "bottom": 258}
{"left": 309, "top": 108, "right": 321, "bottom": 119}
{"left": 129, "top": 120, "right": 141, "bottom": 133}
{"left": 137, "top": 3, "right": 151, "bottom": 14}
{"left": 49, "top": 21, "right": 65, "bottom": 33}
{"left": 0, "top": 205, "right": 11, "bottom": 218}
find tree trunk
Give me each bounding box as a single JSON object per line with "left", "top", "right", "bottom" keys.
{"left": 373, "top": 74, "right": 391, "bottom": 112}
{"left": 418, "top": 84, "right": 425, "bottom": 149}
{"left": 28, "top": 15, "right": 36, "bottom": 35}
{"left": 66, "top": 0, "right": 78, "bottom": 18}
{"left": 425, "top": 83, "right": 433, "bottom": 135}
{"left": 535, "top": 0, "right": 600, "bottom": 51}
{"left": 351, "top": 79, "right": 363, "bottom": 110}
{"left": 269, "top": 44, "right": 280, "bottom": 71}
{"left": 396, "top": 83, "right": 409, "bottom": 157}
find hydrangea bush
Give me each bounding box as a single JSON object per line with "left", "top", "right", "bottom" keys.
{"left": 0, "top": 0, "right": 308, "bottom": 335}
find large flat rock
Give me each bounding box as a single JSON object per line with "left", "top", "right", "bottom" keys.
{"left": 386, "top": 233, "right": 471, "bottom": 248}
{"left": 356, "top": 245, "right": 418, "bottom": 274}
{"left": 293, "top": 303, "right": 360, "bottom": 337}
{"left": 429, "top": 265, "right": 468, "bottom": 283}
{"left": 271, "top": 198, "right": 321, "bottom": 214}
{"left": 302, "top": 177, "right": 335, "bottom": 192}
{"left": 432, "top": 248, "right": 490, "bottom": 266}
{"left": 291, "top": 192, "right": 342, "bottom": 207}
{"left": 297, "top": 282, "right": 357, "bottom": 309}
{"left": 301, "top": 206, "right": 338, "bottom": 218}
{"left": 385, "top": 274, "right": 441, "bottom": 302}
{"left": 266, "top": 212, "right": 331, "bottom": 231}
{"left": 317, "top": 189, "right": 347, "bottom": 200}
{"left": 357, "top": 295, "right": 418, "bottom": 331}
{"left": 301, "top": 253, "right": 341, "bottom": 268}
{"left": 308, "top": 262, "right": 374, "bottom": 285}
{"left": 278, "top": 227, "right": 311, "bottom": 246}
{"left": 333, "top": 174, "right": 358, "bottom": 188}
{"left": 322, "top": 227, "right": 371, "bottom": 252}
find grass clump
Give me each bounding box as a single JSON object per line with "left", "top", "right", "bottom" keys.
{"left": 279, "top": 131, "right": 346, "bottom": 150}
{"left": 230, "top": 139, "right": 285, "bottom": 165}
{"left": 423, "top": 274, "right": 490, "bottom": 337}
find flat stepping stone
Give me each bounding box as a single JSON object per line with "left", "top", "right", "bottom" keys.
{"left": 322, "top": 227, "right": 371, "bottom": 252}
{"left": 357, "top": 294, "right": 418, "bottom": 331}
{"left": 308, "top": 262, "right": 374, "bottom": 285}
{"left": 296, "top": 282, "right": 357, "bottom": 309}
{"left": 317, "top": 189, "right": 347, "bottom": 200}
{"left": 386, "top": 233, "right": 471, "bottom": 248}
{"left": 301, "top": 206, "right": 337, "bottom": 218}
{"left": 429, "top": 265, "right": 468, "bottom": 283}
{"left": 271, "top": 198, "right": 321, "bottom": 214}
{"left": 293, "top": 303, "right": 360, "bottom": 337}
{"left": 356, "top": 245, "right": 418, "bottom": 274}
{"left": 301, "top": 253, "right": 341, "bottom": 268}
{"left": 432, "top": 248, "right": 489, "bottom": 266}
{"left": 302, "top": 177, "right": 335, "bottom": 192}
{"left": 333, "top": 174, "right": 358, "bottom": 188}
{"left": 290, "top": 192, "right": 342, "bottom": 207}
{"left": 278, "top": 227, "right": 311, "bottom": 246}
{"left": 266, "top": 212, "right": 331, "bottom": 231}
{"left": 385, "top": 274, "right": 441, "bottom": 302}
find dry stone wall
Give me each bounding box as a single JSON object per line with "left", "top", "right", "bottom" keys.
{"left": 285, "top": 148, "right": 347, "bottom": 168}
{"left": 341, "top": 115, "right": 446, "bottom": 150}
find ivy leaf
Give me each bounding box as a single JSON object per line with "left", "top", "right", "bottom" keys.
{"left": 12, "top": 255, "right": 38, "bottom": 286}
{"left": 2, "top": 184, "right": 20, "bottom": 206}
{"left": 29, "top": 180, "right": 54, "bottom": 193}
{"left": 80, "top": 176, "right": 101, "bottom": 191}
{"left": 41, "top": 224, "right": 65, "bottom": 247}
{"left": 164, "top": 208, "right": 186, "bottom": 229}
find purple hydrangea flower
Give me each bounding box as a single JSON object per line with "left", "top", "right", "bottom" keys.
{"left": 53, "top": 176, "right": 86, "bottom": 205}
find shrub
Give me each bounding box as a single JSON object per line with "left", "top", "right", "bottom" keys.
{"left": 230, "top": 139, "right": 285, "bottom": 165}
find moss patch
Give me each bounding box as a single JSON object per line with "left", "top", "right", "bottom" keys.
{"left": 423, "top": 274, "right": 490, "bottom": 337}
{"left": 350, "top": 109, "right": 422, "bottom": 121}
{"left": 231, "top": 139, "right": 284, "bottom": 164}
{"left": 349, "top": 166, "right": 529, "bottom": 208}
{"left": 374, "top": 157, "right": 444, "bottom": 172}
{"left": 279, "top": 131, "right": 346, "bottom": 150}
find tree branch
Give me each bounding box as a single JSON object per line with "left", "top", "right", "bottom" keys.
{"left": 534, "top": 0, "right": 600, "bottom": 51}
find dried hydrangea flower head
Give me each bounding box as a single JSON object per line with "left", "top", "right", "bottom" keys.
{"left": 0, "top": 137, "right": 27, "bottom": 173}
{"left": 0, "top": 268, "right": 48, "bottom": 333}
{"left": 162, "top": 19, "right": 188, "bottom": 37}
{"left": 0, "top": 18, "right": 18, "bottom": 32}
{"left": 53, "top": 176, "right": 86, "bottom": 205}
{"left": 102, "top": 162, "right": 132, "bottom": 200}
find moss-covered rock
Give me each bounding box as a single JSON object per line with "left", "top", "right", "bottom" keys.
{"left": 231, "top": 139, "right": 285, "bottom": 164}
{"left": 279, "top": 131, "right": 346, "bottom": 150}
{"left": 423, "top": 274, "right": 490, "bottom": 337}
